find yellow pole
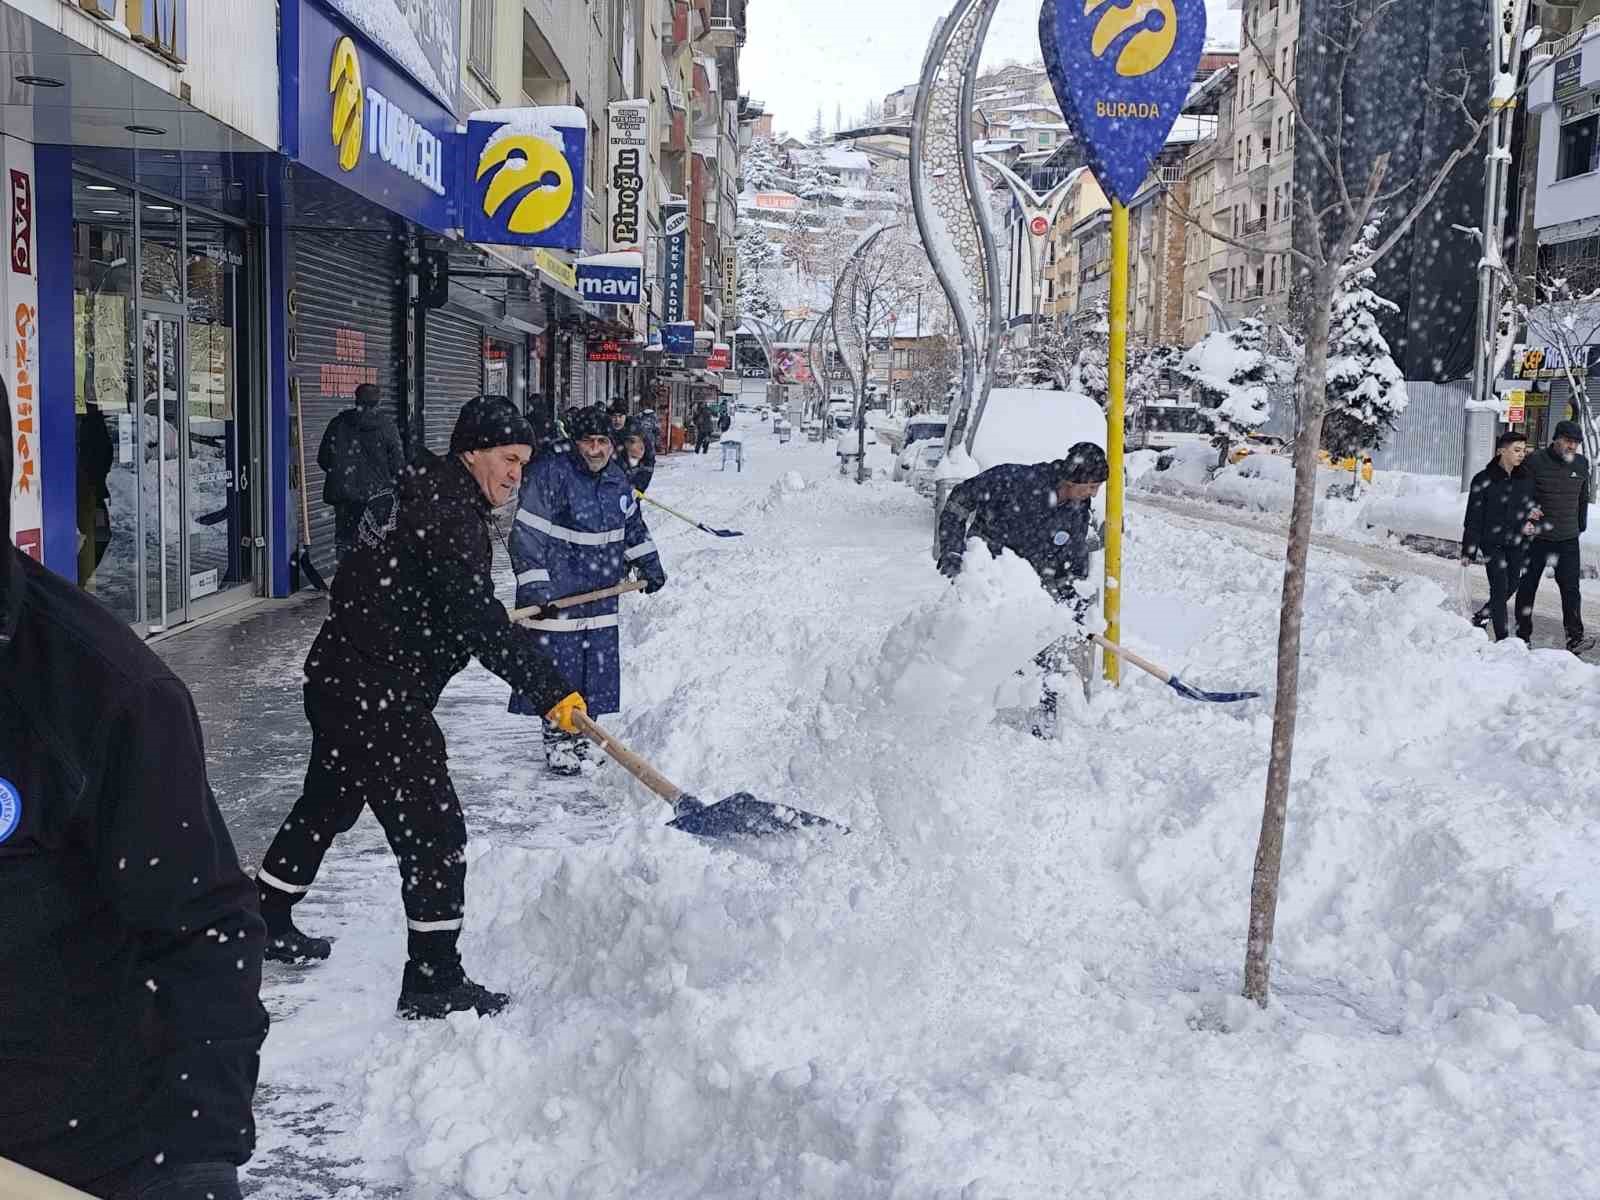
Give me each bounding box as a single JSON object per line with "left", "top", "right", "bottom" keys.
{"left": 1104, "top": 199, "right": 1129, "bottom": 685}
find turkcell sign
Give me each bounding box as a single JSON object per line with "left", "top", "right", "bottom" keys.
{"left": 661, "top": 200, "right": 689, "bottom": 323}
{"left": 286, "top": 0, "right": 456, "bottom": 232}
{"left": 1039, "top": 0, "right": 1207, "bottom": 204}
{"left": 577, "top": 254, "right": 645, "bottom": 305}
{"left": 463, "top": 110, "right": 586, "bottom": 249}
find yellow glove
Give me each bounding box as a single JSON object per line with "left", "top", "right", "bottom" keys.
{"left": 545, "top": 692, "right": 588, "bottom": 734}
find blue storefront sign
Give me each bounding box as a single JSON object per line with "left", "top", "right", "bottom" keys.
{"left": 663, "top": 322, "right": 695, "bottom": 354}
{"left": 576, "top": 254, "right": 644, "bottom": 305}
{"left": 463, "top": 112, "right": 586, "bottom": 250}
{"left": 1039, "top": 0, "right": 1207, "bottom": 204}
{"left": 661, "top": 200, "right": 689, "bottom": 323}
{"left": 281, "top": 0, "right": 458, "bottom": 233}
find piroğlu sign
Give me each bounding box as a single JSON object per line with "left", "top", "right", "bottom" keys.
{"left": 608, "top": 100, "right": 649, "bottom": 255}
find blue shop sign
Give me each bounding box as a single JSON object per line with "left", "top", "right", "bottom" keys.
{"left": 282, "top": 0, "right": 457, "bottom": 233}
{"left": 576, "top": 254, "right": 644, "bottom": 305}
{"left": 463, "top": 111, "right": 586, "bottom": 250}
{"left": 1040, "top": 0, "right": 1207, "bottom": 205}
{"left": 661, "top": 201, "right": 689, "bottom": 323}
{"left": 663, "top": 322, "right": 695, "bottom": 354}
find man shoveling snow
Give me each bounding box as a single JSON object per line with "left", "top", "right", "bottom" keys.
{"left": 937, "top": 442, "right": 1108, "bottom": 737}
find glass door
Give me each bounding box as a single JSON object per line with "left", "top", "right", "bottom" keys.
{"left": 140, "top": 306, "right": 186, "bottom": 632}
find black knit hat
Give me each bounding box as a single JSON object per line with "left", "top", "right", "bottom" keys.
{"left": 565, "top": 404, "right": 612, "bottom": 441}
{"left": 609, "top": 398, "right": 631, "bottom": 417}
{"left": 1059, "top": 441, "right": 1110, "bottom": 483}
{"left": 450, "top": 395, "right": 535, "bottom": 455}
{"left": 1553, "top": 420, "right": 1584, "bottom": 444}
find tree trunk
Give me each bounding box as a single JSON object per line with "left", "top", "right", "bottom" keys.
{"left": 1243, "top": 278, "right": 1335, "bottom": 1008}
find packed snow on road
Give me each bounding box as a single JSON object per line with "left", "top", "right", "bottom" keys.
{"left": 248, "top": 418, "right": 1600, "bottom": 1199}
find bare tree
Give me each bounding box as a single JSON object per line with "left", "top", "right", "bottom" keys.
{"left": 1519, "top": 278, "right": 1600, "bottom": 464}
{"left": 1164, "top": 0, "right": 1542, "bottom": 1006}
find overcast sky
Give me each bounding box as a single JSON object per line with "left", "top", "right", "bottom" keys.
{"left": 741, "top": 0, "right": 1241, "bottom": 139}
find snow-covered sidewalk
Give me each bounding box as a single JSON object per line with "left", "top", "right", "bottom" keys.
{"left": 243, "top": 417, "right": 1600, "bottom": 1199}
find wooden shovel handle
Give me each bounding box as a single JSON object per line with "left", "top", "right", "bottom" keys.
{"left": 508, "top": 579, "right": 647, "bottom": 623}
{"left": 0, "top": 1155, "right": 98, "bottom": 1199}
{"left": 1090, "top": 633, "right": 1173, "bottom": 686}
{"left": 570, "top": 711, "right": 686, "bottom": 805}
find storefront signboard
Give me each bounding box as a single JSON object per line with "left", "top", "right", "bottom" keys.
{"left": 463, "top": 108, "right": 586, "bottom": 249}
{"left": 3, "top": 134, "right": 41, "bottom": 560}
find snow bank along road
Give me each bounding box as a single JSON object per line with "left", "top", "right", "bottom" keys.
{"left": 231, "top": 418, "right": 1600, "bottom": 1199}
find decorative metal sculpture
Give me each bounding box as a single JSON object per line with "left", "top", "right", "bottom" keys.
{"left": 829, "top": 224, "right": 894, "bottom": 403}
{"left": 980, "top": 155, "right": 1074, "bottom": 336}
{"left": 910, "top": 0, "right": 1006, "bottom": 454}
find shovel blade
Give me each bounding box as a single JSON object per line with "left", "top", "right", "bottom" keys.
{"left": 703, "top": 525, "right": 745, "bottom": 538}
{"left": 668, "top": 792, "right": 842, "bottom": 839}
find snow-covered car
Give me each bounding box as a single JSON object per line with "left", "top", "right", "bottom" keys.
{"left": 884, "top": 417, "right": 949, "bottom": 456}
{"left": 894, "top": 437, "right": 941, "bottom": 482}
{"left": 908, "top": 442, "right": 946, "bottom": 497}
{"left": 1227, "top": 433, "right": 1288, "bottom": 464}
{"left": 1143, "top": 441, "right": 1220, "bottom": 496}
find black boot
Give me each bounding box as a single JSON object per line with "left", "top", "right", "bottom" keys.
{"left": 1567, "top": 635, "right": 1596, "bottom": 656}
{"left": 396, "top": 959, "right": 510, "bottom": 1020}
{"left": 259, "top": 891, "right": 332, "bottom": 963}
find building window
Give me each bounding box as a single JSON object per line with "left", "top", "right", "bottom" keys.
{"left": 1558, "top": 115, "right": 1600, "bottom": 181}
{"left": 468, "top": 0, "right": 495, "bottom": 85}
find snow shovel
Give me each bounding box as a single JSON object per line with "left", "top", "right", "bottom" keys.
{"left": 1090, "top": 634, "right": 1262, "bottom": 704}
{"left": 290, "top": 380, "right": 329, "bottom": 593}
{"left": 570, "top": 711, "right": 843, "bottom": 839}
{"left": 636, "top": 490, "right": 744, "bottom": 538}
{"left": 509, "top": 579, "right": 647, "bottom": 623}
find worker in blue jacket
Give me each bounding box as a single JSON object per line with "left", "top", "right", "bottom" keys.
{"left": 508, "top": 405, "right": 667, "bottom": 773}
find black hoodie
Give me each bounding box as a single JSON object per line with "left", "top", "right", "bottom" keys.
{"left": 0, "top": 382, "right": 269, "bottom": 1191}
{"left": 317, "top": 402, "right": 405, "bottom": 507}
{"left": 1462, "top": 459, "right": 1540, "bottom": 560}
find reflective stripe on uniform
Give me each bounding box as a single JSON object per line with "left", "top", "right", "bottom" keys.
{"left": 516, "top": 511, "right": 625, "bottom": 545}
{"left": 516, "top": 567, "right": 551, "bottom": 585}
{"left": 623, "top": 540, "right": 658, "bottom": 561}
{"left": 256, "top": 868, "right": 310, "bottom": 895}
{"left": 522, "top": 613, "right": 621, "bottom": 633}
{"left": 406, "top": 916, "right": 464, "bottom": 933}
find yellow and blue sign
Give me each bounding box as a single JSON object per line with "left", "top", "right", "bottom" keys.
{"left": 1039, "top": 0, "right": 1207, "bottom": 203}
{"left": 463, "top": 115, "right": 587, "bottom": 250}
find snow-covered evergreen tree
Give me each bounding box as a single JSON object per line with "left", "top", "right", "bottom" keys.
{"left": 1126, "top": 343, "right": 1184, "bottom": 438}
{"left": 1181, "top": 318, "right": 1276, "bottom": 462}
{"left": 736, "top": 224, "right": 783, "bottom": 322}
{"left": 1071, "top": 298, "right": 1110, "bottom": 408}
{"left": 1322, "top": 216, "right": 1409, "bottom": 458}
{"left": 741, "top": 136, "right": 781, "bottom": 194}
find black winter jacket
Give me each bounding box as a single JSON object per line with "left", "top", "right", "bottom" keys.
{"left": 317, "top": 406, "right": 405, "bottom": 507}
{"left": 937, "top": 462, "right": 1099, "bottom": 597}
{"left": 305, "top": 450, "right": 573, "bottom": 715}
{"left": 617, "top": 417, "right": 657, "bottom": 493}
{"left": 1523, "top": 444, "right": 1592, "bottom": 543}
{"left": 0, "top": 391, "right": 267, "bottom": 1191}
{"left": 1462, "top": 461, "right": 1539, "bottom": 559}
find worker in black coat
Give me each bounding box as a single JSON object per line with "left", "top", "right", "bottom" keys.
{"left": 317, "top": 382, "right": 406, "bottom": 562}
{"left": 256, "top": 397, "right": 585, "bottom": 1021}
{"left": 1515, "top": 420, "right": 1594, "bottom": 653}
{"left": 937, "top": 442, "right": 1109, "bottom": 737}
{"left": 0, "top": 380, "right": 268, "bottom": 1200}
{"left": 620, "top": 414, "right": 657, "bottom": 493}
{"left": 1462, "top": 431, "right": 1541, "bottom": 642}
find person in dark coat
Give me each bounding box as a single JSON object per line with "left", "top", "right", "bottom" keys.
{"left": 508, "top": 405, "right": 667, "bottom": 775}
{"left": 317, "top": 382, "right": 405, "bottom": 563}
{"left": 1515, "top": 419, "right": 1594, "bottom": 653}
{"left": 620, "top": 415, "right": 657, "bottom": 494}
{"left": 0, "top": 380, "right": 268, "bottom": 1200}
{"left": 1462, "top": 431, "right": 1541, "bottom": 642}
{"left": 694, "top": 402, "right": 716, "bottom": 454}
{"left": 256, "top": 396, "right": 585, "bottom": 1020}
{"left": 608, "top": 397, "right": 631, "bottom": 447}
{"left": 937, "top": 442, "right": 1109, "bottom": 738}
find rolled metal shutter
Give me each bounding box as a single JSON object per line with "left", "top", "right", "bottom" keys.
{"left": 289, "top": 231, "right": 404, "bottom": 574}
{"left": 423, "top": 308, "right": 484, "bottom": 454}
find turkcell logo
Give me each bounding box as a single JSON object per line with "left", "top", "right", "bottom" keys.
{"left": 328, "top": 35, "right": 446, "bottom": 196}
{"left": 0, "top": 778, "right": 20, "bottom": 845}
{"left": 463, "top": 112, "right": 587, "bottom": 249}
{"left": 478, "top": 136, "right": 575, "bottom": 234}
{"left": 1089, "top": 0, "right": 1178, "bottom": 78}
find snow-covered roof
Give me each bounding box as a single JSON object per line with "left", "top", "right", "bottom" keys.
{"left": 973, "top": 139, "right": 1024, "bottom": 154}
{"left": 1164, "top": 114, "right": 1218, "bottom": 146}
{"left": 1010, "top": 121, "right": 1069, "bottom": 133}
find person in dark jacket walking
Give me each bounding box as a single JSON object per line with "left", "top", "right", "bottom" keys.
{"left": 256, "top": 397, "right": 585, "bottom": 1020}
{"left": 608, "top": 397, "right": 631, "bottom": 446}
{"left": 508, "top": 405, "right": 667, "bottom": 774}
{"left": 620, "top": 414, "right": 657, "bottom": 494}
{"left": 317, "top": 383, "right": 405, "bottom": 562}
{"left": 0, "top": 382, "right": 268, "bottom": 1200}
{"left": 694, "top": 402, "right": 716, "bottom": 454}
{"left": 1515, "top": 420, "right": 1595, "bottom": 654}
{"left": 1462, "top": 431, "right": 1542, "bottom": 642}
{"left": 937, "top": 442, "right": 1108, "bottom": 737}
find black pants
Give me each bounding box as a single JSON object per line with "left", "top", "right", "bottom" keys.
{"left": 258, "top": 686, "right": 467, "bottom": 966}
{"left": 1481, "top": 543, "right": 1527, "bottom": 642}
{"left": 90, "top": 1161, "right": 240, "bottom": 1200}
{"left": 695, "top": 433, "right": 712, "bottom": 454}
{"left": 1515, "top": 538, "right": 1584, "bottom": 643}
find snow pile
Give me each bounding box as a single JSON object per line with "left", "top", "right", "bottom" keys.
{"left": 471, "top": 107, "right": 586, "bottom": 156}
{"left": 329, "top": 0, "right": 456, "bottom": 109}
{"left": 969, "top": 388, "right": 1105, "bottom": 469}
{"left": 1365, "top": 471, "right": 1600, "bottom": 560}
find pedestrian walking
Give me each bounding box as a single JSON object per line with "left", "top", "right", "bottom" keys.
{"left": 317, "top": 382, "right": 405, "bottom": 563}
{"left": 0, "top": 380, "right": 268, "bottom": 1200}
{"left": 256, "top": 396, "right": 585, "bottom": 1020}
{"left": 694, "top": 402, "right": 716, "bottom": 454}
{"left": 937, "top": 443, "right": 1109, "bottom": 738}
{"left": 1515, "top": 420, "right": 1595, "bottom": 654}
{"left": 1462, "top": 431, "right": 1541, "bottom": 642}
{"left": 608, "top": 397, "right": 631, "bottom": 448}
{"left": 620, "top": 415, "right": 657, "bottom": 494}
{"left": 508, "top": 405, "right": 667, "bottom": 775}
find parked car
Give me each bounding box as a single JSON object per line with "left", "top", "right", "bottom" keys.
{"left": 908, "top": 442, "right": 946, "bottom": 497}
{"left": 883, "top": 416, "right": 949, "bottom": 456}
{"left": 894, "top": 437, "right": 940, "bottom": 482}
{"left": 1227, "top": 433, "right": 1288, "bottom": 464}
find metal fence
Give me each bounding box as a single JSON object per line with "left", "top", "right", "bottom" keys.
{"left": 1256, "top": 377, "right": 1468, "bottom": 478}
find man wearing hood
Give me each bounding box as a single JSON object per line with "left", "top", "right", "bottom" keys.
{"left": 317, "top": 382, "right": 405, "bottom": 563}
{"left": 0, "top": 380, "right": 269, "bottom": 1199}
{"left": 256, "top": 397, "right": 585, "bottom": 1020}
{"left": 1515, "top": 420, "right": 1595, "bottom": 654}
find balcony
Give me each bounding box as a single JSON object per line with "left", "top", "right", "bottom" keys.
{"left": 1241, "top": 215, "right": 1268, "bottom": 238}
{"left": 705, "top": 0, "right": 746, "bottom": 48}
